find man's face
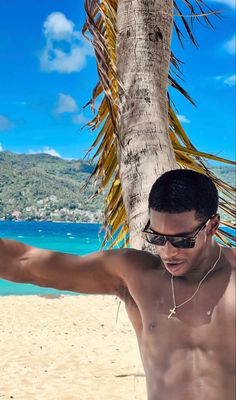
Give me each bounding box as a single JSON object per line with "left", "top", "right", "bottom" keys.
{"left": 149, "top": 209, "right": 218, "bottom": 277}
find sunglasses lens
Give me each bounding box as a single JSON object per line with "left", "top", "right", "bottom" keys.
{"left": 145, "top": 236, "right": 196, "bottom": 248}
{"left": 143, "top": 229, "right": 196, "bottom": 249}
{"left": 169, "top": 237, "right": 195, "bottom": 249}
{"left": 144, "top": 233, "right": 166, "bottom": 246}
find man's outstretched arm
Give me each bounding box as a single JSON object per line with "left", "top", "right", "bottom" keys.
{"left": 0, "top": 238, "right": 127, "bottom": 295}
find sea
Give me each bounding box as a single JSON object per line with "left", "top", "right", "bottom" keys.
{"left": 0, "top": 220, "right": 234, "bottom": 296}
{"left": 0, "top": 221, "right": 103, "bottom": 296}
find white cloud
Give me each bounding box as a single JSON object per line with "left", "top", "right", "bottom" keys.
{"left": 0, "top": 115, "right": 15, "bottom": 131}
{"left": 177, "top": 114, "right": 190, "bottom": 124}
{"left": 43, "top": 147, "right": 61, "bottom": 158}
{"left": 40, "top": 12, "right": 93, "bottom": 73}
{"left": 224, "top": 74, "right": 236, "bottom": 86}
{"left": 41, "top": 45, "right": 91, "bottom": 73}
{"left": 55, "top": 93, "right": 78, "bottom": 114}
{"left": 72, "top": 113, "right": 89, "bottom": 125}
{"left": 43, "top": 11, "right": 74, "bottom": 41}
{"left": 208, "top": 0, "right": 235, "bottom": 9}
{"left": 215, "top": 74, "right": 236, "bottom": 86}
{"left": 29, "top": 147, "right": 61, "bottom": 158}
{"left": 0, "top": 143, "right": 4, "bottom": 151}
{"left": 224, "top": 35, "right": 236, "bottom": 54}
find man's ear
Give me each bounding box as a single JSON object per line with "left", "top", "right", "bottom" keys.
{"left": 207, "top": 214, "right": 220, "bottom": 236}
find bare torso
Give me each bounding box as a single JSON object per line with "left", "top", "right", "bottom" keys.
{"left": 120, "top": 248, "right": 235, "bottom": 400}
{"left": 0, "top": 238, "right": 234, "bottom": 399}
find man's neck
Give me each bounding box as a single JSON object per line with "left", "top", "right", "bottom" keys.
{"left": 181, "top": 243, "right": 222, "bottom": 283}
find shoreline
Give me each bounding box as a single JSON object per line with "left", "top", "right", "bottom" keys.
{"left": 0, "top": 219, "right": 101, "bottom": 224}
{"left": 1, "top": 218, "right": 234, "bottom": 224}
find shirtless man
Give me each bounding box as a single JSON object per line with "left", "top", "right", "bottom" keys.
{"left": 0, "top": 169, "right": 235, "bottom": 400}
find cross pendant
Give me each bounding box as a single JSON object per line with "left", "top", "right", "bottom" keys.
{"left": 168, "top": 307, "right": 176, "bottom": 319}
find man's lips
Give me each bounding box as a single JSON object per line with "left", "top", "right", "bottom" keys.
{"left": 163, "top": 261, "right": 185, "bottom": 271}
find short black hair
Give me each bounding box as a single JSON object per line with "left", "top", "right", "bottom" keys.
{"left": 148, "top": 169, "right": 218, "bottom": 220}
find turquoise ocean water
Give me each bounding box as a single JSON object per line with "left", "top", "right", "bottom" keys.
{"left": 0, "top": 221, "right": 234, "bottom": 295}
{"left": 0, "top": 221, "right": 102, "bottom": 295}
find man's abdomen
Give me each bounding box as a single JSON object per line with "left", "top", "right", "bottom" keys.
{"left": 142, "top": 346, "right": 235, "bottom": 400}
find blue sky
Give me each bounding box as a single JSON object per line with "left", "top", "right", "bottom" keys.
{"left": 0, "top": 0, "right": 235, "bottom": 163}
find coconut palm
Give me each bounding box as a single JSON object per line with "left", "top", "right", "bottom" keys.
{"left": 82, "top": 0, "right": 235, "bottom": 249}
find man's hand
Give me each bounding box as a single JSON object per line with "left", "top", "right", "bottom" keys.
{"left": 0, "top": 238, "right": 128, "bottom": 296}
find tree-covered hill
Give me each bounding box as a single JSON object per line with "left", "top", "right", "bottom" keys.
{"left": 0, "top": 151, "right": 235, "bottom": 222}
{"left": 0, "top": 151, "right": 104, "bottom": 222}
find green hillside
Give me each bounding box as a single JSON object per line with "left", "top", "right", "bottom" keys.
{"left": 0, "top": 151, "right": 235, "bottom": 222}
{"left": 0, "top": 152, "right": 104, "bottom": 222}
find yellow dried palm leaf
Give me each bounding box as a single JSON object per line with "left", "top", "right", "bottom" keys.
{"left": 83, "top": 0, "right": 235, "bottom": 248}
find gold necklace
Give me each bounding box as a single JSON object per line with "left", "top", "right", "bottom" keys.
{"left": 168, "top": 246, "right": 222, "bottom": 318}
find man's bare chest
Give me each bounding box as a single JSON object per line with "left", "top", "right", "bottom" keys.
{"left": 125, "top": 268, "right": 235, "bottom": 370}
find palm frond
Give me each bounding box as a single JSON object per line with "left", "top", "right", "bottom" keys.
{"left": 83, "top": 0, "right": 235, "bottom": 249}
{"left": 173, "top": 0, "right": 218, "bottom": 47}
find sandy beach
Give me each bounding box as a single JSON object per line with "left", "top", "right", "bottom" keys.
{"left": 0, "top": 295, "right": 146, "bottom": 400}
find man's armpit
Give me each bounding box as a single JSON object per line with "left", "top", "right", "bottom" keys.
{"left": 116, "top": 282, "right": 137, "bottom": 306}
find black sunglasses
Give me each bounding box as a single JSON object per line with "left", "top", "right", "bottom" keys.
{"left": 142, "top": 215, "right": 217, "bottom": 249}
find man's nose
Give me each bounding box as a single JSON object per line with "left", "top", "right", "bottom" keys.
{"left": 161, "top": 240, "right": 179, "bottom": 258}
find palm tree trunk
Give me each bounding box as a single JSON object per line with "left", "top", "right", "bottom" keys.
{"left": 116, "top": 0, "right": 177, "bottom": 249}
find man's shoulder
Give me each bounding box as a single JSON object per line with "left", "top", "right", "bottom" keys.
{"left": 222, "top": 246, "right": 236, "bottom": 269}
{"left": 105, "top": 248, "right": 163, "bottom": 301}
{"left": 107, "top": 247, "right": 162, "bottom": 272}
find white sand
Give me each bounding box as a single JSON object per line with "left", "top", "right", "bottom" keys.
{"left": 0, "top": 295, "right": 146, "bottom": 400}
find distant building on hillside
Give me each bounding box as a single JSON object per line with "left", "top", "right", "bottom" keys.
{"left": 11, "top": 210, "right": 21, "bottom": 220}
